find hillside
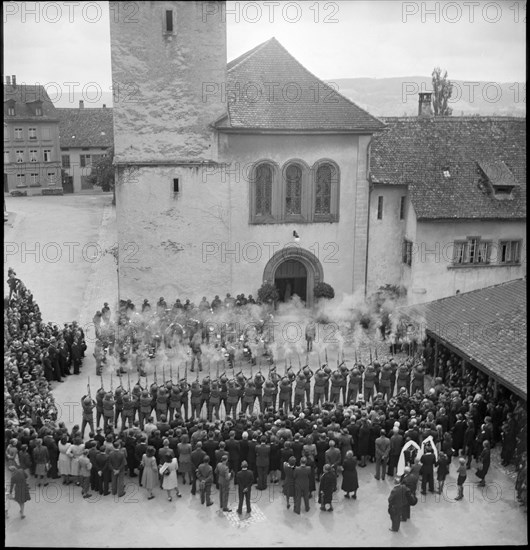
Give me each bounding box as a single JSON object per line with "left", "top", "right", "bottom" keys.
{"left": 329, "top": 76, "right": 526, "bottom": 117}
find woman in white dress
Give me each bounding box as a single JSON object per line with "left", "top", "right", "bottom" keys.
{"left": 159, "top": 455, "right": 181, "bottom": 502}
{"left": 58, "top": 435, "right": 72, "bottom": 485}
{"left": 66, "top": 437, "right": 85, "bottom": 486}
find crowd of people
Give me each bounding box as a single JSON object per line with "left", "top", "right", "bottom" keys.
{"left": 4, "top": 279, "right": 527, "bottom": 526}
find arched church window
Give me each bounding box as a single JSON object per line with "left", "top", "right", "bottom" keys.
{"left": 255, "top": 163, "right": 273, "bottom": 216}
{"left": 285, "top": 163, "right": 302, "bottom": 215}
{"left": 315, "top": 163, "right": 333, "bottom": 214}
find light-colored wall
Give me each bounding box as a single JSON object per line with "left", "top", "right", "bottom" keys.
{"left": 408, "top": 219, "right": 526, "bottom": 304}
{"left": 109, "top": 0, "right": 226, "bottom": 162}
{"left": 366, "top": 184, "right": 408, "bottom": 296}
{"left": 61, "top": 147, "right": 109, "bottom": 193}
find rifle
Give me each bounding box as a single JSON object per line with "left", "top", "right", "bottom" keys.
{"left": 208, "top": 359, "right": 211, "bottom": 379}
{"left": 325, "top": 348, "right": 328, "bottom": 365}
{"left": 317, "top": 351, "right": 322, "bottom": 368}
{"left": 196, "top": 360, "right": 199, "bottom": 382}
{"left": 250, "top": 358, "right": 253, "bottom": 378}
{"left": 177, "top": 364, "right": 180, "bottom": 383}
{"left": 100, "top": 374, "right": 104, "bottom": 391}
{"left": 369, "top": 347, "right": 373, "bottom": 364}
{"left": 267, "top": 359, "right": 271, "bottom": 380}
{"left": 163, "top": 365, "right": 166, "bottom": 384}
{"left": 354, "top": 350, "right": 358, "bottom": 364}
{"left": 185, "top": 361, "right": 188, "bottom": 382}
{"left": 216, "top": 360, "right": 220, "bottom": 381}
{"left": 154, "top": 364, "right": 158, "bottom": 385}
{"left": 87, "top": 377, "right": 91, "bottom": 398}
{"left": 128, "top": 371, "right": 131, "bottom": 392}
{"left": 110, "top": 372, "right": 114, "bottom": 392}
{"left": 284, "top": 358, "right": 287, "bottom": 377}
{"left": 170, "top": 361, "right": 173, "bottom": 382}
{"left": 297, "top": 353, "right": 302, "bottom": 373}
{"left": 375, "top": 347, "right": 378, "bottom": 360}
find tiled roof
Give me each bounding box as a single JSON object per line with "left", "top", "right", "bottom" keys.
{"left": 217, "top": 38, "right": 385, "bottom": 133}
{"left": 3, "top": 84, "right": 58, "bottom": 119}
{"left": 370, "top": 117, "right": 526, "bottom": 220}
{"left": 56, "top": 107, "right": 114, "bottom": 148}
{"left": 400, "top": 279, "right": 527, "bottom": 399}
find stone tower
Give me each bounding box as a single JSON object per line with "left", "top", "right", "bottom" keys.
{"left": 109, "top": 1, "right": 229, "bottom": 303}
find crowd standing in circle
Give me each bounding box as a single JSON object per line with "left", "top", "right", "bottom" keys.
{"left": 5, "top": 279, "right": 527, "bottom": 526}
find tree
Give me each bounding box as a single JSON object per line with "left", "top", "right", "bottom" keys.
{"left": 432, "top": 67, "right": 453, "bottom": 116}
{"left": 257, "top": 282, "right": 279, "bottom": 305}
{"left": 90, "top": 147, "right": 115, "bottom": 192}
{"left": 313, "top": 282, "right": 335, "bottom": 300}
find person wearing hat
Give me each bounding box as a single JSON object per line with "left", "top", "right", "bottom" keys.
{"left": 236, "top": 460, "right": 254, "bottom": 515}
{"left": 282, "top": 455, "right": 296, "bottom": 509}
{"left": 363, "top": 364, "right": 376, "bottom": 404}
{"left": 293, "top": 456, "right": 312, "bottom": 514}
{"left": 347, "top": 367, "right": 361, "bottom": 405}
{"left": 81, "top": 394, "right": 96, "bottom": 439}
{"left": 214, "top": 454, "right": 232, "bottom": 512}
{"left": 78, "top": 449, "right": 93, "bottom": 498}
{"left": 475, "top": 440, "right": 491, "bottom": 488}
{"left": 8, "top": 464, "right": 30, "bottom": 519}
{"left": 420, "top": 443, "right": 437, "bottom": 494}
{"left": 411, "top": 363, "right": 425, "bottom": 394}
{"left": 375, "top": 429, "right": 390, "bottom": 481}
{"left": 319, "top": 463, "right": 337, "bottom": 511}
{"left": 329, "top": 370, "right": 343, "bottom": 405}
{"left": 388, "top": 476, "right": 414, "bottom": 532}
{"left": 278, "top": 376, "right": 292, "bottom": 414}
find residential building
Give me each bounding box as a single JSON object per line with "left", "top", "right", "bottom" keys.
{"left": 57, "top": 101, "right": 114, "bottom": 193}
{"left": 3, "top": 76, "right": 61, "bottom": 194}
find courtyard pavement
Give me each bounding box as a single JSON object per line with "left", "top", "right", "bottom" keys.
{"left": 4, "top": 195, "right": 527, "bottom": 547}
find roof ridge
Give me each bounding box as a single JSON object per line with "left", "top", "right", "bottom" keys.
{"left": 381, "top": 116, "right": 526, "bottom": 122}
{"left": 227, "top": 36, "right": 278, "bottom": 72}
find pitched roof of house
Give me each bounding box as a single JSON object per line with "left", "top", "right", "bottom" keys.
{"left": 369, "top": 116, "right": 526, "bottom": 220}
{"left": 216, "top": 37, "right": 385, "bottom": 133}
{"left": 56, "top": 107, "right": 114, "bottom": 148}
{"left": 400, "top": 279, "right": 527, "bottom": 399}
{"left": 3, "top": 84, "right": 58, "bottom": 119}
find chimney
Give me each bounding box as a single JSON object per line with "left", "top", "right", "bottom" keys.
{"left": 418, "top": 92, "right": 432, "bottom": 117}
{"left": 6, "top": 76, "right": 11, "bottom": 85}
{"left": 102, "top": 104, "right": 106, "bottom": 108}
{"left": 11, "top": 75, "right": 16, "bottom": 87}
{"left": 79, "top": 100, "right": 84, "bottom": 109}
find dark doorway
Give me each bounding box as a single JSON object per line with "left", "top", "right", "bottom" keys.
{"left": 63, "top": 176, "right": 74, "bottom": 194}
{"left": 274, "top": 259, "right": 307, "bottom": 303}
{"left": 4, "top": 173, "right": 8, "bottom": 193}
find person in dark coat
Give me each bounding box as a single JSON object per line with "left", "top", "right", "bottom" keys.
{"left": 436, "top": 451, "right": 450, "bottom": 494}
{"left": 315, "top": 435, "right": 328, "bottom": 477}
{"left": 420, "top": 444, "right": 437, "bottom": 494}
{"left": 388, "top": 477, "right": 414, "bottom": 532}
{"left": 341, "top": 450, "right": 359, "bottom": 499}
{"left": 282, "top": 456, "right": 296, "bottom": 509}
{"left": 319, "top": 464, "right": 336, "bottom": 511}
{"left": 476, "top": 440, "right": 491, "bottom": 487}
{"left": 357, "top": 419, "right": 371, "bottom": 467}
{"left": 304, "top": 451, "right": 316, "bottom": 497}
{"left": 451, "top": 414, "right": 466, "bottom": 456}
{"left": 236, "top": 461, "right": 255, "bottom": 515}
{"left": 255, "top": 437, "right": 270, "bottom": 490}
{"left": 293, "top": 456, "right": 312, "bottom": 514}
{"left": 400, "top": 464, "right": 419, "bottom": 521}
{"left": 269, "top": 435, "right": 281, "bottom": 484}
{"left": 8, "top": 465, "right": 31, "bottom": 519}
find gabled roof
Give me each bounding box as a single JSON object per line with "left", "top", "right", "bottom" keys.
{"left": 3, "top": 84, "right": 58, "bottom": 119}
{"left": 216, "top": 38, "right": 385, "bottom": 133}
{"left": 369, "top": 117, "right": 526, "bottom": 220}
{"left": 400, "top": 279, "right": 527, "bottom": 399}
{"left": 57, "top": 107, "right": 114, "bottom": 148}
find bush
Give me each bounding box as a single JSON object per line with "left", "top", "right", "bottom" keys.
{"left": 42, "top": 188, "right": 64, "bottom": 196}
{"left": 314, "top": 282, "right": 335, "bottom": 300}
{"left": 257, "top": 282, "right": 280, "bottom": 304}
{"left": 10, "top": 190, "right": 27, "bottom": 197}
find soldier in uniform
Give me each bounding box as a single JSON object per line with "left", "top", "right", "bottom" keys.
{"left": 330, "top": 370, "right": 343, "bottom": 404}
{"left": 263, "top": 378, "right": 275, "bottom": 412}
{"left": 209, "top": 379, "right": 221, "bottom": 421}
{"left": 149, "top": 380, "right": 158, "bottom": 415}
{"left": 102, "top": 391, "right": 115, "bottom": 431}
{"left": 80, "top": 394, "right": 96, "bottom": 439}
{"left": 241, "top": 378, "right": 256, "bottom": 415}
{"left": 278, "top": 376, "right": 292, "bottom": 414}
{"left": 323, "top": 366, "right": 332, "bottom": 401}
{"left": 168, "top": 384, "right": 181, "bottom": 422}
{"left": 190, "top": 380, "right": 202, "bottom": 419}
{"left": 292, "top": 371, "right": 305, "bottom": 410}
{"left": 95, "top": 385, "right": 106, "bottom": 428}
{"left": 389, "top": 359, "right": 398, "bottom": 398}
{"left": 338, "top": 363, "right": 349, "bottom": 404}
{"left": 270, "top": 367, "right": 281, "bottom": 411}
{"left": 379, "top": 363, "right": 393, "bottom": 401}
{"left": 396, "top": 362, "right": 410, "bottom": 393}
{"left": 347, "top": 366, "right": 361, "bottom": 404}
{"left": 305, "top": 322, "right": 316, "bottom": 352}
{"left": 179, "top": 378, "right": 190, "bottom": 421}
{"left": 363, "top": 364, "right": 377, "bottom": 404}
{"left": 226, "top": 379, "right": 239, "bottom": 419}
{"left": 236, "top": 372, "right": 246, "bottom": 411}
{"left": 131, "top": 379, "right": 143, "bottom": 424}
{"left": 121, "top": 392, "right": 135, "bottom": 431}
{"left": 139, "top": 389, "right": 152, "bottom": 430}
{"left": 372, "top": 360, "right": 381, "bottom": 394}
{"left": 156, "top": 385, "right": 169, "bottom": 422}
{"left": 219, "top": 372, "right": 228, "bottom": 415}
{"left": 313, "top": 367, "right": 327, "bottom": 406}
{"left": 303, "top": 366, "right": 313, "bottom": 404}
{"left": 253, "top": 370, "right": 265, "bottom": 412}
{"left": 114, "top": 385, "right": 125, "bottom": 429}
{"left": 190, "top": 334, "right": 203, "bottom": 372}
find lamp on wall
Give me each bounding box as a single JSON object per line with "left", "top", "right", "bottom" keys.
{"left": 293, "top": 230, "right": 300, "bottom": 242}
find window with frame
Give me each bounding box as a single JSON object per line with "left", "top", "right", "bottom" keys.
{"left": 29, "top": 150, "right": 38, "bottom": 162}
{"left": 80, "top": 154, "right": 91, "bottom": 168}
{"left": 8, "top": 106, "right": 15, "bottom": 116}
{"left": 4, "top": 126, "right": 9, "bottom": 141}
{"left": 47, "top": 172, "right": 56, "bottom": 184}
{"left": 14, "top": 128, "right": 23, "bottom": 140}
{"left": 43, "top": 149, "right": 52, "bottom": 162}
{"left": 16, "top": 150, "right": 24, "bottom": 163}
{"left": 498, "top": 240, "right": 521, "bottom": 264}
{"left": 35, "top": 106, "right": 42, "bottom": 116}
{"left": 254, "top": 163, "right": 273, "bottom": 217}
{"left": 399, "top": 196, "right": 406, "bottom": 220}
{"left": 377, "top": 196, "right": 384, "bottom": 219}
{"left": 402, "top": 239, "right": 413, "bottom": 266}
{"left": 4, "top": 151, "right": 10, "bottom": 164}
{"left": 62, "top": 155, "right": 70, "bottom": 169}
{"left": 41, "top": 127, "right": 51, "bottom": 140}
{"left": 285, "top": 163, "right": 302, "bottom": 216}
{"left": 30, "top": 173, "right": 39, "bottom": 186}
{"left": 16, "top": 174, "right": 26, "bottom": 187}
{"left": 28, "top": 128, "right": 37, "bottom": 140}
{"left": 453, "top": 237, "right": 492, "bottom": 265}
{"left": 315, "top": 164, "right": 332, "bottom": 215}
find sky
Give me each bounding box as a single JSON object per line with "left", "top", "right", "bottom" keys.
{"left": 3, "top": 0, "right": 526, "bottom": 107}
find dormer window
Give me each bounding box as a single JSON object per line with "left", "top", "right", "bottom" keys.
{"left": 477, "top": 160, "right": 518, "bottom": 200}
{"left": 35, "top": 106, "right": 42, "bottom": 116}
{"left": 6, "top": 100, "right": 16, "bottom": 116}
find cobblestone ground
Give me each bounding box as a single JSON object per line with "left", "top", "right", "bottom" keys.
{"left": 4, "top": 195, "right": 527, "bottom": 547}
